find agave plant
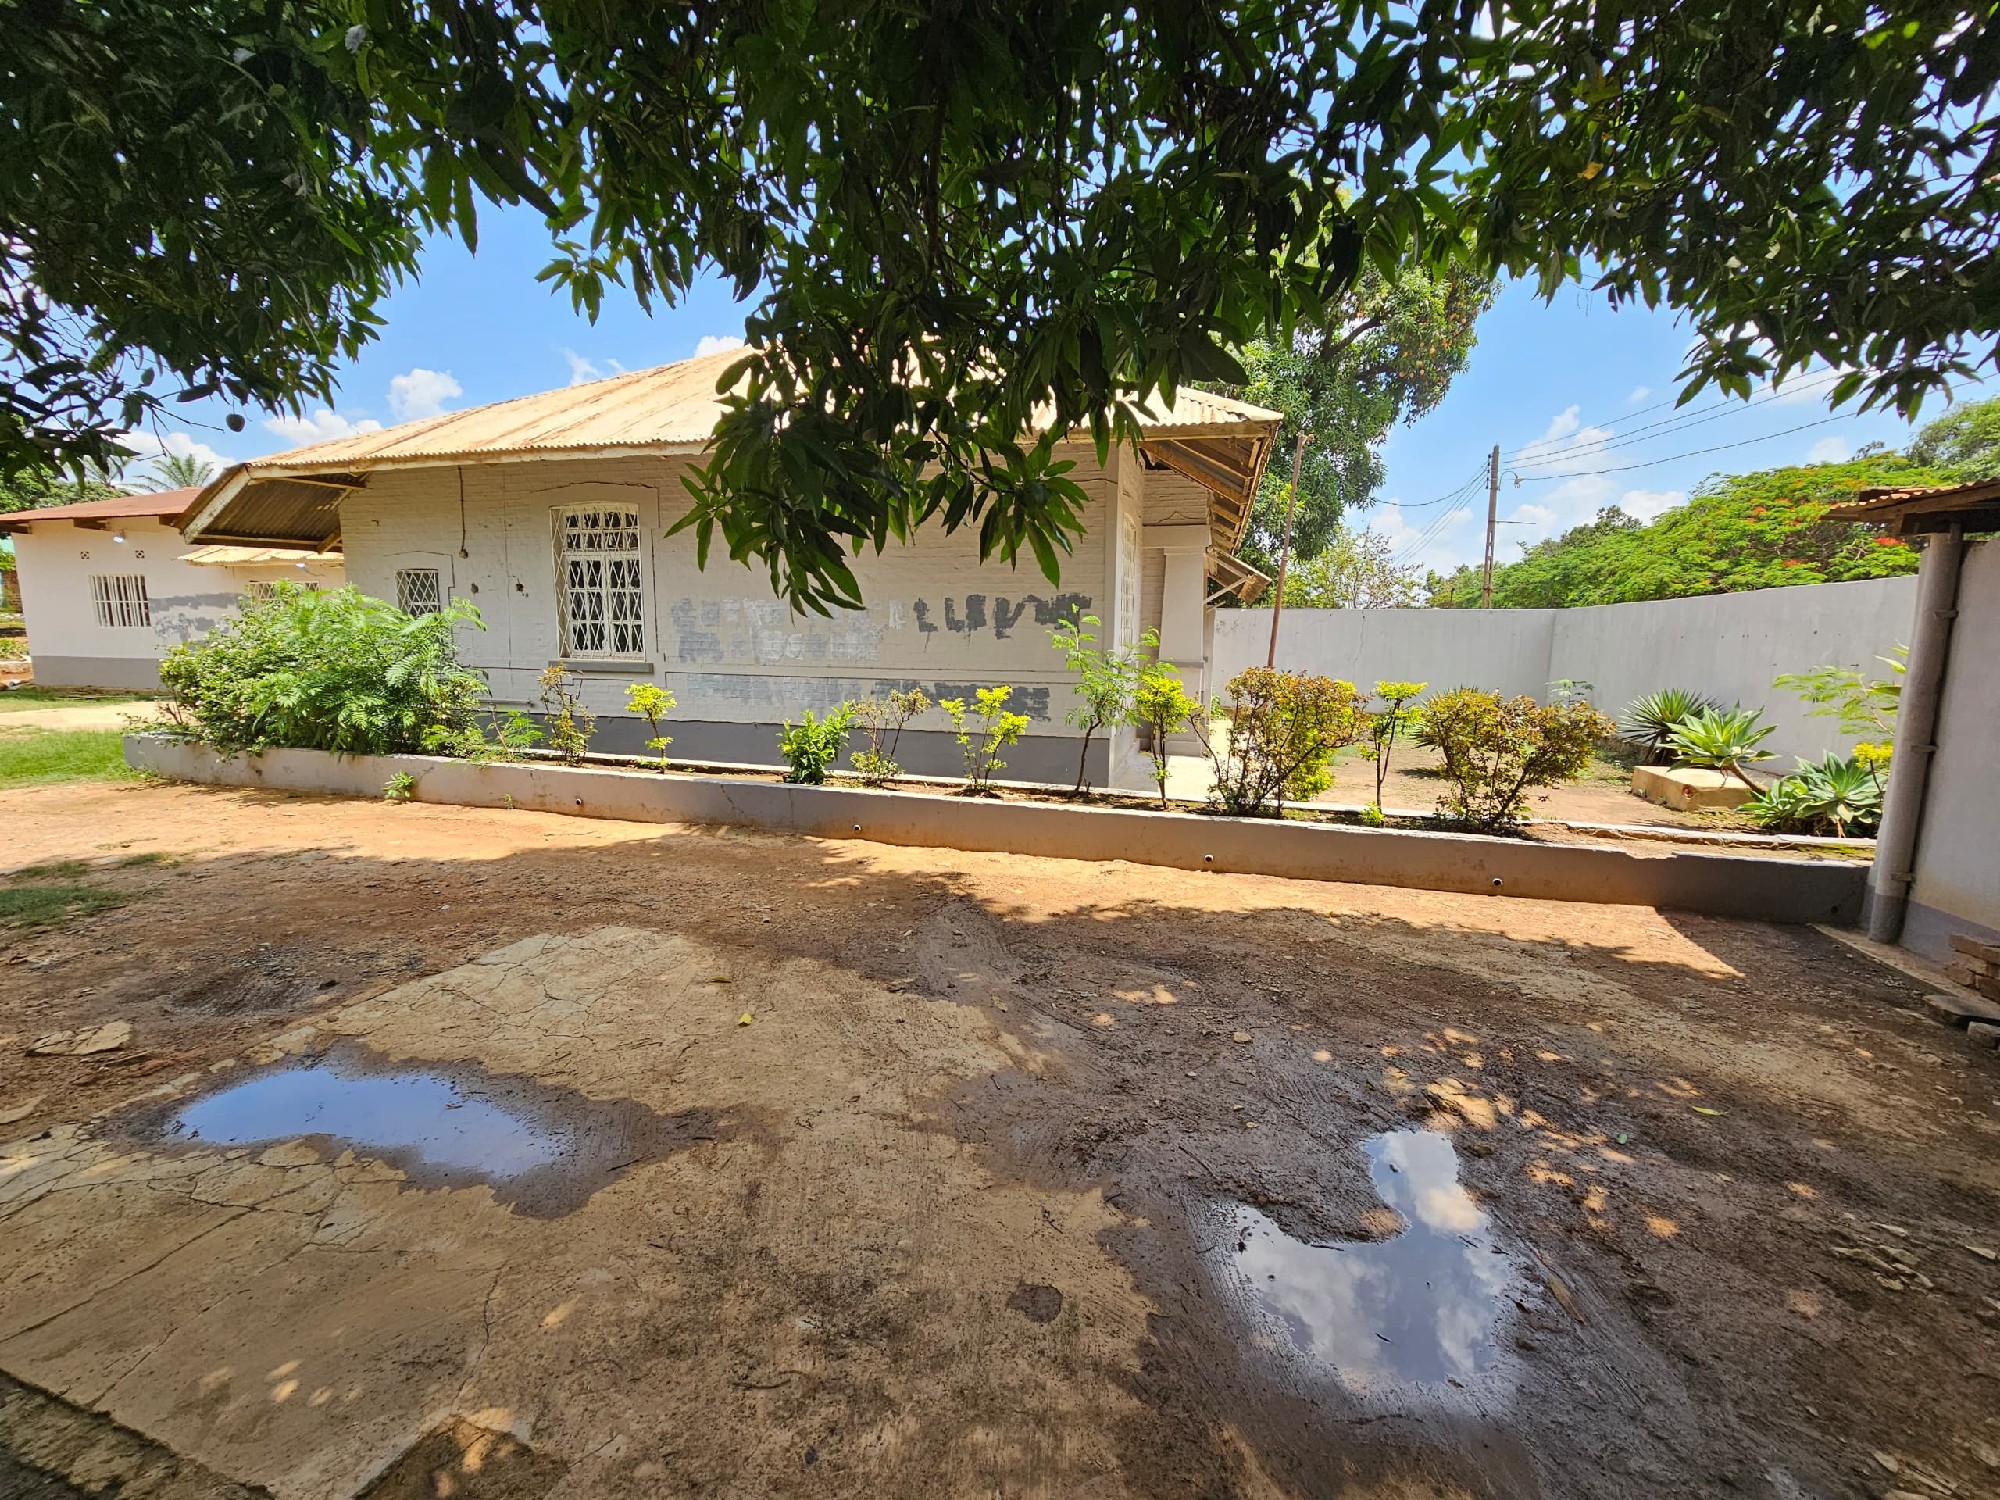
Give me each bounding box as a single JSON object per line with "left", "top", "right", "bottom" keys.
{"left": 1666, "top": 706, "right": 1777, "bottom": 789}
{"left": 1618, "top": 688, "right": 1719, "bottom": 762}
{"left": 1745, "top": 753, "right": 1884, "bottom": 837}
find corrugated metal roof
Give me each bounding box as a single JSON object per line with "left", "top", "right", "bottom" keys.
{"left": 222, "top": 350, "right": 1282, "bottom": 478}
{"left": 179, "top": 545, "right": 329, "bottom": 566}
{"left": 0, "top": 488, "right": 199, "bottom": 528}
{"left": 1839, "top": 478, "right": 2000, "bottom": 510}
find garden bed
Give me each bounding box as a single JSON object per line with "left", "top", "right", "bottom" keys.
{"left": 127, "top": 734, "right": 1867, "bottom": 925}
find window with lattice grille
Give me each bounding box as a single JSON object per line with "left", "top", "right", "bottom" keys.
{"left": 396, "top": 568, "right": 443, "bottom": 616}
{"left": 556, "top": 508, "right": 645, "bottom": 656}
{"left": 90, "top": 574, "right": 150, "bottom": 628}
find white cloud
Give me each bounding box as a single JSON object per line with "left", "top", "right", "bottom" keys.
{"left": 387, "top": 367, "right": 463, "bottom": 422}
{"left": 1620, "top": 487, "right": 1685, "bottom": 521}
{"left": 563, "top": 349, "right": 601, "bottom": 385}
{"left": 118, "top": 429, "right": 230, "bottom": 470}
{"left": 1361, "top": 503, "right": 1479, "bottom": 574}
{"left": 1507, "top": 503, "right": 1555, "bottom": 527}
{"left": 693, "top": 334, "right": 746, "bottom": 359}
{"left": 1766, "top": 364, "right": 1859, "bottom": 407}
{"left": 1627, "top": 386, "right": 1651, "bottom": 404}
{"left": 265, "top": 409, "right": 383, "bottom": 445}
{"left": 1806, "top": 435, "right": 1851, "bottom": 465}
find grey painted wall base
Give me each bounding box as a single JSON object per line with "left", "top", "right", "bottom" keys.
{"left": 129, "top": 736, "right": 1865, "bottom": 926}
{"left": 26, "top": 656, "right": 163, "bottom": 690}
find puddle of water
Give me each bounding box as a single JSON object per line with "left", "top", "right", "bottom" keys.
{"left": 130, "top": 1044, "right": 736, "bottom": 1217}
{"left": 1220, "top": 1129, "right": 1515, "bottom": 1394}
{"left": 170, "top": 1059, "right": 566, "bottom": 1178}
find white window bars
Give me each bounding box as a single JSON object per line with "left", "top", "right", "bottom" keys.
{"left": 556, "top": 508, "right": 644, "bottom": 657}
{"left": 90, "top": 574, "right": 150, "bottom": 628}
{"left": 396, "top": 567, "right": 444, "bottom": 616}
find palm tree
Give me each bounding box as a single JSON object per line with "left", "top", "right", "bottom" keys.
{"left": 144, "top": 452, "right": 216, "bottom": 491}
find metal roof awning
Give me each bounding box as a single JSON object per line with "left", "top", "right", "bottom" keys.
{"left": 179, "top": 545, "right": 330, "bottom": 567}
{"left": 1829, "top": 478, "right": 2000, "bottom": 535}
{"left": 1205, "top": 547, "right": 1271, "bottom": 604}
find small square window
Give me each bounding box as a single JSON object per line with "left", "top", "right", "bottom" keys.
{"left": 397, "top": 568, "right": 444, "bottom": 616}
{"left": 90, "top": 574, "right": 150, "bottom": 628}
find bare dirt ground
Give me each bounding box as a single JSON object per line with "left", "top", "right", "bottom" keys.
{"left": 2, "top": 780, "right": 1996, "bottom": 1500}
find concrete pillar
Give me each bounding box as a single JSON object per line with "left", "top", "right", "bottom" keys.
{"left": 1863, "top": 526, "right": 1963, "bottom": 944}
{"left": 1146, "top": 523, "right": 1211, "bottom": 695}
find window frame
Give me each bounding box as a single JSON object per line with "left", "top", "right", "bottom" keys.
{"left": 552, "top": 505, "right": 648, "bottom": 660}
{"left": 89, "top": 573, "right": 151, "bottom": 629}
{"left": 395, "top": 567, "right": 445, "bottom": 616}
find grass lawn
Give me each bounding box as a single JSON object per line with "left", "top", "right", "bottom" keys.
{"left": 0, "top": 687, "right": 157, "bottom": 713}
{"left": 0, "top": 728, "right": 143, "bottom": 787}
{"left": 0, "top": 882, "right": 126, "bottom": 930}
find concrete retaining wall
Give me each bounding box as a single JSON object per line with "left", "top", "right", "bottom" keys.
{"left": 129, "top": 736, "right": 1865, "bottom": 926}
{"left": 1217, "top": 575, "right": 1919, "bottom": 765}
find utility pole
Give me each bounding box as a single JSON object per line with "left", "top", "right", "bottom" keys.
{"left": 1265, "top": 425, "right": 1311, "bottom": 668}
{"left": 1479, "top": 443, "right": 1500, "bottom": 608}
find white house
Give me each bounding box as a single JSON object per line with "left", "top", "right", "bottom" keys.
{"left": 181, "top": 350, "right": 1280, "bottom": 785}
{"left": 1, "top": 489, "right": 345, "bottom": 689}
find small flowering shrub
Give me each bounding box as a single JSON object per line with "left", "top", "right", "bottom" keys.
{"left": 1201, "top": 668, "right": 1364, "bottom": 818}
{"left": 1421, "top": 688, "right": 1612, "bottom": 831}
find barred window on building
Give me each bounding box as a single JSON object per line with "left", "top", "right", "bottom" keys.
{"left": 90, "top": 574, "right": 150, "bottom": 628}
{"left": 396, "top": 568, "right": 444, "bottom": 616}
{"left": 556, "top": 508, "right": 644, "bottom": 656}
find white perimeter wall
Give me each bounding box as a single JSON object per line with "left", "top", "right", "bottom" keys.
{"left": 13, "top": 517, "right": 345, "bottom": 687}
{"left": 1905, "top": 537, "right": 2000, "bottom": 956}
{"left": 1216, "top": 572, "right": 1921, "bottom": 766}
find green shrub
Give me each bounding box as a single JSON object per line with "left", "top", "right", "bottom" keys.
{"left": 158, "top": 584, "right": 488, "bottom": 756}
{"left": 1421, "top": 688, "right": 1612, "bottom": 831}
{"left": 1744, "top": 753, "right": 1883, "bottom": 837}
{"left": 1362, "top": 679, "right": 1428, "bottom": 811}
{"left": 1050, "top": 614, "right": 1157, "bottom": 793}
{"left": 1131, "top": 660, "right": 1197, "bottom": 809}
{"left": 1618, "top": 688, "right": 1719, "bottom": 762}
{"left": 382, "top": 771, "right": 418, "bottom": 802}
{"left": 537, "top": 665, "right": 595, "bottom": 764}
{"left": 849, "top": 687, "right": 931, "bottom": 786}
{"left": 1666, "top": 705, "right": 1776, "bottom": 788}
{"left": 942, "top": 686, "right": 1030, "bottom": 794}
{"left": 1773, "top": 648, "right": 1904, "bottom": 766}
{"left": 625, "top": 683, "right": 677, "bottom": 770}
{"left": 1201, "top": 668, "right": 1364, "bottom": 817}
{"left": 778, "top": 705, "right": 854, "bottom": 784}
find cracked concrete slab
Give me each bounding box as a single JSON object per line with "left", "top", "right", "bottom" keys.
{"left": 0, "top": 929, "right": 1156, "bottom": 1499}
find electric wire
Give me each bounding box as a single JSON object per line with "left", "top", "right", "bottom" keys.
{"left": 1512, "top": 414, "right": 1856, "bottom": 484}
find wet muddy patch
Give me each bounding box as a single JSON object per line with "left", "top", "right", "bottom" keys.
{"left": 1213, "top": 1129, "right": 1518, "bottom": 1399}
{"left": 116, "top": 1043, "right": 738, "bottom": 1217}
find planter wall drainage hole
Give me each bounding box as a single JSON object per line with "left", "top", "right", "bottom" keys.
{"left": 135, "top": 1044, "right": 734, "bottom": 1216}
{"left": 1215, "top": 1128, "right": 1516, "bottom": 1395}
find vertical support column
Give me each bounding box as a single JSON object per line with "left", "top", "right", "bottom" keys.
{"left": 1147, "top": 524, "right": 1212, "bottom": 700}
{"left": 1863, "top": 525, "right": 1963, "bottom": 944}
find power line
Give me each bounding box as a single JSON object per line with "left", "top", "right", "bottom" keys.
{"left": 1502, "top": 368, "right": 1850, "bottom": 468}
{"left": 1511, "top": 413, "right": 1856, "bottom": 484}
{"left": 1508, "top": 368, "right": 1849, "bottom": 471}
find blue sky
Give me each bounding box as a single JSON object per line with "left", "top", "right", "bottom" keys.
{"left": 131, "top": 204, "right": 1998, "bottom": 577}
